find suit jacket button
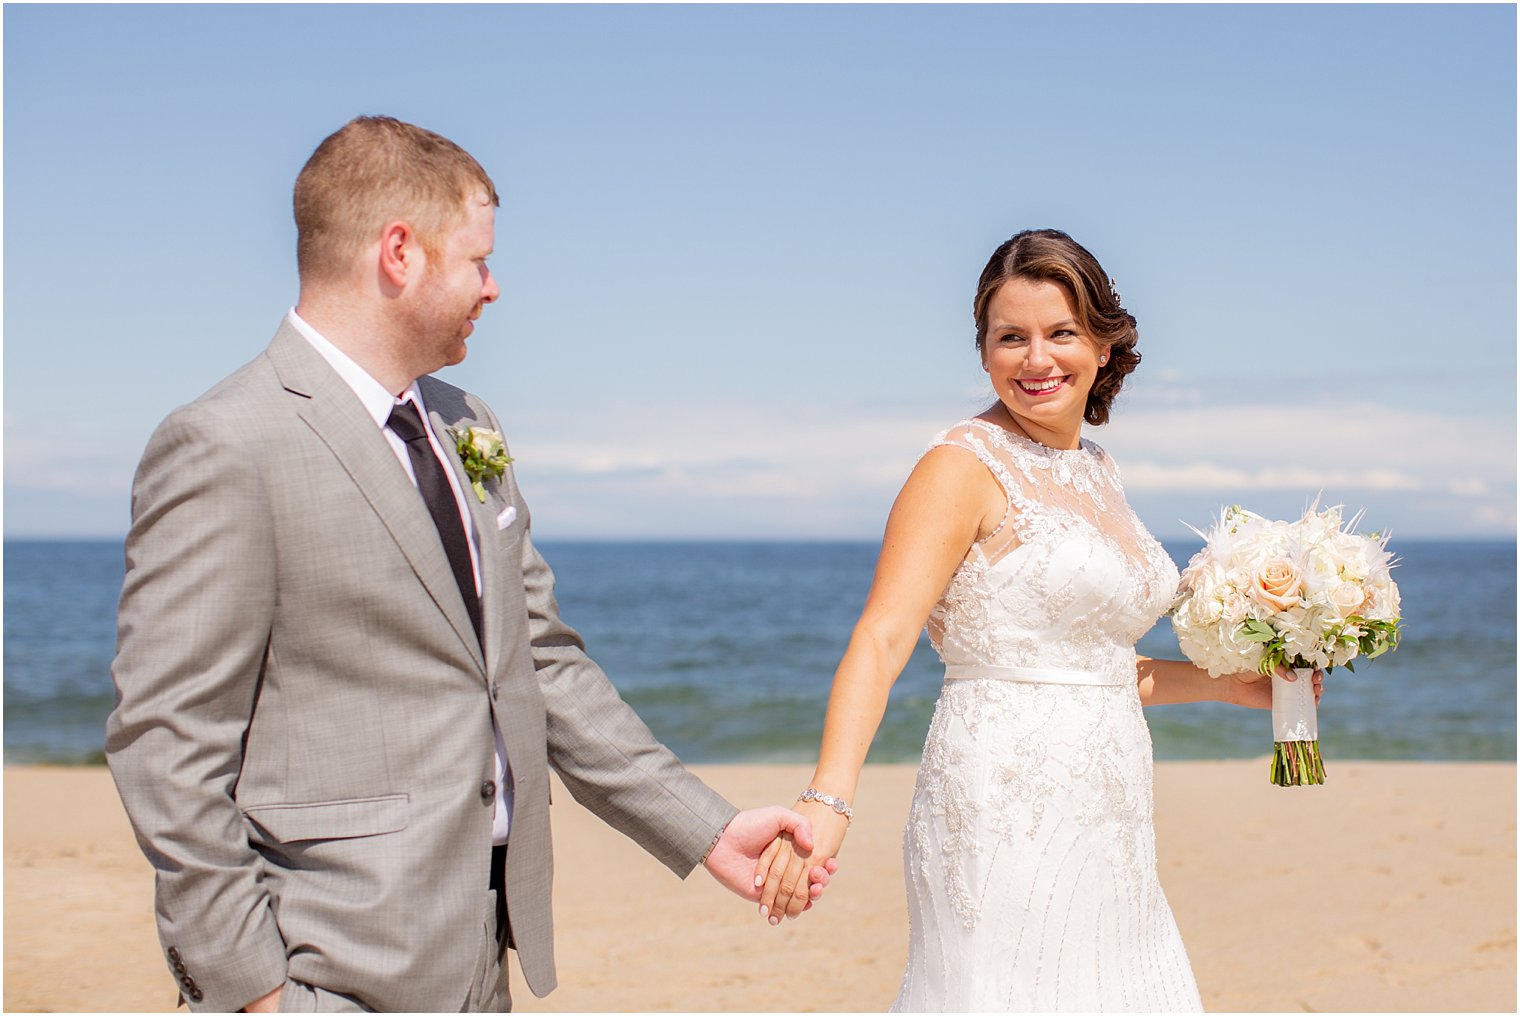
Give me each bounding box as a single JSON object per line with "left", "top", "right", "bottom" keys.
{"left": 167, "top": 946, "right": 182, "bottom": 963}
{"left": 190, "top": 988, "right": 204, "bottom": 1002}
{"left": 481, "top": 780, "right": 496, "bottom": 803}
{"left": 173, "top": 960, "right": 186, "bottom": 974}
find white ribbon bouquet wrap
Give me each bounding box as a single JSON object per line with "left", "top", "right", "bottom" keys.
{"left": 1170, "top": 504, "right": 1402, "bottom": 786}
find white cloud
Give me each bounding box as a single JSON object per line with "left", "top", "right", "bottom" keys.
{"left": 1097, "top": 401, "right": 1513, "bottom": 486}
{"left": 498, "top": 396, "right": 1515, "bottom": 538}
{"left": 1118, "top": 461, "right": 1422, "bottom": 492}
{"left": 5, "top": 432, "right": 139, "bottom": 493}
{"left": 1447, "top": 478, "right": 1489, "bottom": 496}
{"left": 6, "top": 394, "right": 1513, "bottom": 539}
{"left": 502, "top": 399, "right": 951, "bottom": 538}
{"left": 1473, "top": 503, "right": 1518, "bottom": 528}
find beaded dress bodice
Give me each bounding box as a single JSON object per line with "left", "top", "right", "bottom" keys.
{"left": 891, "top": 418, "right": 1201, "bottom": 1013}
{"left": 927, "top": 418, "right": 1179, "bottom": 680}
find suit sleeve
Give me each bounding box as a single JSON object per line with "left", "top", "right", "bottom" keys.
{"left": 520, "top": 528, "right": 738, "bottom": 874}
{"left": 105, "top": 403, "right": 288, "bottom": 1012}
{"left": 491, "top": 417, "right": 737, "bottom": 876}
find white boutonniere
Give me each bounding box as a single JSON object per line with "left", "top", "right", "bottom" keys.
{"left": 448, "top": 426, "right": 513, "bottom": 502}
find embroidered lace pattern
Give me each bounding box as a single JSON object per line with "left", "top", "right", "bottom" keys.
{"left": 891, "top": 418, "right": 1201, "bottom": 1013}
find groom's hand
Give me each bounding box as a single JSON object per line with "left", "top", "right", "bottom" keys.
{"left": 756, "top": 799, "right": 849, "bottom": 924}
{"left": 703, "top": 807, "right": 837, "bottom": 907}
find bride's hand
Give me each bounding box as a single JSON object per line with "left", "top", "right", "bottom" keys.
{"left": 755, "top": 800, "right": 849, "bottom": 924}
{"left": 1224, "top": 666, "right": 1324, "bottom": 709}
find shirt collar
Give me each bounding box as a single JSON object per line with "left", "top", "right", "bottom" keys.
{"left": 286, "top": 308, "right": 428, "bottom": 426}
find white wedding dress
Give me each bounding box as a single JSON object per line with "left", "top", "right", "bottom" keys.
{"left": 891, "top": 419, "right": 1203, "bottom": 1013}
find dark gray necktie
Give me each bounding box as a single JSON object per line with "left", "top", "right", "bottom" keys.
{"left": 386, "top": 400, "right": 482, "bottom": 644}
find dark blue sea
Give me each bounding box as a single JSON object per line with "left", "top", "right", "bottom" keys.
{"left": 4, "top": 539, "right": 1514, "bottom": 765}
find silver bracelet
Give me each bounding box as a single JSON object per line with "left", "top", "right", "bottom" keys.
{"left": 798, "top": 788, "right": 853, "bottom": 823}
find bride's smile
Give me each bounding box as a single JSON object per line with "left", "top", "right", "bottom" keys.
{"left": 1013, "top": 375, "right": 1069, "bottom": 394}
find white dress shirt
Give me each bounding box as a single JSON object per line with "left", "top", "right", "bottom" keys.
{"left": 288, "top": 308, "right": 513, "bottom": 843}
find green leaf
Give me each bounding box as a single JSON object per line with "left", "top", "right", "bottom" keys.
{"left": 1238, "top": 620, "right": 1277, "bottom": 642}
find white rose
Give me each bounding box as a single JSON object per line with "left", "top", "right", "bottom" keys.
{"left": 467, "top": 427, "right": 504, "bottom": 456}
{"left": 1177, "top": 556, "right": 1212, "bottom": 596}
{"left": 1174, "top": 590, "right": 1220, "bottom": 629}
{"left": 1232, "top": 523, "right": 1291, "bottom": 574}
{"left": 1326, "top": 580, "right": 1368, "bottom": 618}
{"left": 1328, "top": 531, "right": 1374, "bottom": 582}
{"left": 1219, "top": 588, "right": 1253, "bottom": 625}
{"left": 1300, "top": 544, "right": 1343, "bottom": 598}
{"left": 1362, "top": 577, "right": 1401, "bottom": 621}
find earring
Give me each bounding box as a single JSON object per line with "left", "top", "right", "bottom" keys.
{"left": 1099, "top": 355, "right": 1108, "bottom": 365}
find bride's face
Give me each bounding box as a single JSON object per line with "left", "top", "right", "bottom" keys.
{"left": 981, "top": 278, "right": 1111, "bottom": 449}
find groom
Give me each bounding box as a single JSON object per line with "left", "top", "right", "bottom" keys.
{"left": 106, "top": 115, "right": 830, "bottom": 1013}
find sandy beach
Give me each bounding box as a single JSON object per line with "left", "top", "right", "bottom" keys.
{"left": 4, "top": 761, "right": 1513, "bottom": 1013}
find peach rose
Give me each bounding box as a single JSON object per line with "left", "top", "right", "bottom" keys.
{"left": 1250, "top": 559, "right": 1303, "bottom": 612}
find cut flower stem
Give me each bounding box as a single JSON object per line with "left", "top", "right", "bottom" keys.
{"left": 1270, "top": 739, "right": 1325, "bottom": 786}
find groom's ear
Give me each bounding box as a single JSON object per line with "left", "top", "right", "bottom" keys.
{"left": 378, "top": 220, "right": 421, "bottom": 289}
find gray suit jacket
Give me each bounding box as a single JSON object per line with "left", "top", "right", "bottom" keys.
{"left": 106, "top": 321, "right": 736, "bottom": 1012}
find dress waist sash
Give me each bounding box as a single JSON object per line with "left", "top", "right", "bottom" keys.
{"left": 943, "top": 663, "right": 1129, "bottom": 687}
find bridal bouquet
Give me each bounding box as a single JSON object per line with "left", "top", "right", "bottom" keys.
{"left": 1170, "top": 504, "right": 1401, "bottom": 786}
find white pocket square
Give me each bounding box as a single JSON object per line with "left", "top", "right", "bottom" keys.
{"left": 496, "top": 505, "right": 518, "bottom": 530}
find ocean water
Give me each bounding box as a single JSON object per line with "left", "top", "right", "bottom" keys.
{"left": 3, "top": 539, "right": 1514, "bottom": 765}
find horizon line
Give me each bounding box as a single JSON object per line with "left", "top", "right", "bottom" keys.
{"left": 4, "top": 532, "right": 1516, "bottom": 545}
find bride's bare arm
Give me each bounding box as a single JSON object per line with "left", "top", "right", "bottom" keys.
{"left": 1136, "top": 656, "right": 1229, "bottom": 705}
{"left": 754, "top": 445, "right": 1001, "bottom": 923}
{"left": 1137, "top": 656, "right": 1323, "bottom": 709}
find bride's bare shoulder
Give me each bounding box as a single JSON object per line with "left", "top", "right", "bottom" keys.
{"left": 898, "top": 425, "right": 1005, "bottom": 523}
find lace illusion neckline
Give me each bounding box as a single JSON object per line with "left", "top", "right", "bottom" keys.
{"left": 964, "top": 416, "right": 1097, "bottom": 460}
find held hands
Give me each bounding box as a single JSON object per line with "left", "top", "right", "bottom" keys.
{"left": 754, "top": 798, "right": 850, "bottom": 925}
{"left": 704, "top": 807, "right": 837, "bottom": 910}
{"left": 1224, "top": 666, "right": 1325, "bottom": 709}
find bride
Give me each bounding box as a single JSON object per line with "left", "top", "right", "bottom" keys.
{"left": 754, "top": 229, "right": 1322, "bottom": 1011}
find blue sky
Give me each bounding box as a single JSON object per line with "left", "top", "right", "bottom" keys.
{"left": 5, "top": 4, "right": 1515, "bottom": 540}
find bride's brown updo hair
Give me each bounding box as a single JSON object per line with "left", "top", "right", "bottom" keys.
{"left": 972, "top": 229, "right": 1139, "bottom": 427}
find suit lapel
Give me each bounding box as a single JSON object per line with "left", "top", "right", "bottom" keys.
{"left": 421, "top": 377, "right": 509, "bottom": 677}
{"left": 267, "top": 324, "right": 487, "bottom": 675}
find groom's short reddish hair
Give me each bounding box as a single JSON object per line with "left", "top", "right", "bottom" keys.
{"left": 294, "top": 115, "right": 499, "bottom": 282}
